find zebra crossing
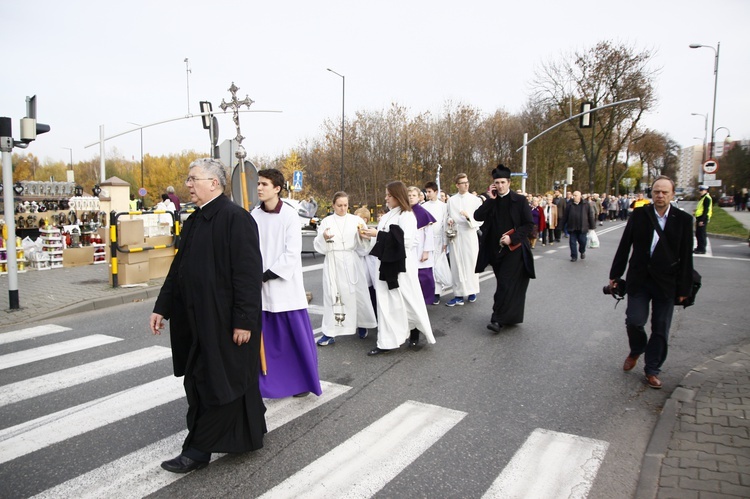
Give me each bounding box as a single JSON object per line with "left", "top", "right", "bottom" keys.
{"left": 1, "top": 324, "right": 610, "bottom": 498}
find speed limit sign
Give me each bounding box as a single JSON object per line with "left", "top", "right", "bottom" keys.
{"left": 703, "top": 159, "right": 719, "bottom": 174}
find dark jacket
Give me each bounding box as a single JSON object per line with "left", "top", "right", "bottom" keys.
{"left": 473, "top": 190, "right": 536, "bottom": 279}
{"left": 370, "top": 224, "right": 406, "bottom": 289}
{"left": 563, "top": 200, "right": 595, "bottom": 232}
{"left": 153, "top": 194, "right": 263, "bottom": 406}
{"left": 609, "top": 205, "right": 694, "bottom": 299}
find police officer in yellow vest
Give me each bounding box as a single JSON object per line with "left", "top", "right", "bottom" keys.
{"left": 694, "top": 185, "right": 712, "bottom": 254}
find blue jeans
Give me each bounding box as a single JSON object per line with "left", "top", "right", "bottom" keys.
{"left": 625, "top": 280, "right": 675, "bottom": 376}
{"left": 568, "top": 230, "right": 587, "bottom": 259}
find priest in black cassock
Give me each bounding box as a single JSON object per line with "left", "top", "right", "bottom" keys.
{"left": 150, "top": 158, "right": 266, "bottom": 473}
{"left": 474, "top": 164, "right": 536, "bottom": 333}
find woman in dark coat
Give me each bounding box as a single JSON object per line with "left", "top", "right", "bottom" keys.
{"left": 150, "top": 158, "right": 266, "bottom": 473}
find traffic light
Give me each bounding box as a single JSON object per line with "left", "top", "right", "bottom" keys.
{"left": 579, "top": 101, "right": 593, "bottom": 128}
{"left": 19, "top": 95, "right": 50, "bottom": 144}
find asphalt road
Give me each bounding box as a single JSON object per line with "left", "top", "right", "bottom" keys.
{"left": 1, "top": 211, "right": 748, "bottom": 498}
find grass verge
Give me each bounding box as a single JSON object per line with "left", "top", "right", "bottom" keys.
{"left": 707, "top": 207, "right": 748, "bottom": 238}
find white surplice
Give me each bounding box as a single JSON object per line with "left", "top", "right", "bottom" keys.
{"left": 446, "top": 192, "right": 483, "bottom": 297}
{"left": 313, "top": 213, "right": 377, "bottom": 336}
{"left": 369, "top": 207, "right": 435, "bottom": 350}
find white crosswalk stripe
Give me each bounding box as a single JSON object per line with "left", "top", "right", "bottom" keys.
{"left": 258, "top": 400, "right": 467, "bottom": 499}
{"left": 32, "top": 381, "right": 351, "bottom": 499}
{"left": 0, "top": 324, "right": 72, "bottom": 345}
{"left": 1, "top": 324, "right": 613, "bottom": 497}
{"left": 0, "top": 375, "right": 184, "bottom": 465}
{"left": 482, "top": 428, "right": 608, "bottom": 499}
{"left": 0, "top": 345, "right": 172, "bottom": 407}
{"left": 0, "top": 334, "right": 122, "bottom": 371}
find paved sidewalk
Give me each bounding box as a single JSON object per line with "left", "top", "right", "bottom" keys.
{"left": 0, "top": 263, "right": 164, "bottom": 329}
{"left": 636, "top": 344, "right": 750, "bottom": 498}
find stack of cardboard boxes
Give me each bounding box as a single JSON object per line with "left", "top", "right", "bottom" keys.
{"left": 113, "top": 218, "right": 175, "bottom": 285}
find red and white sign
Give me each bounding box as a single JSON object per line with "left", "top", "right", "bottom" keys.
{"left": 702, "top": 159, "right": 719, "bottom": 174}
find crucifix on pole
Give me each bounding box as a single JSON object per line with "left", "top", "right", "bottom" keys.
{"left": 219, "top": 82, "right": 255, "bottom": 210}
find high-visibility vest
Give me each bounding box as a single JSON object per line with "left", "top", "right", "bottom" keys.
{"left": 695, "top": 194, "right": 713, "bottom": 220}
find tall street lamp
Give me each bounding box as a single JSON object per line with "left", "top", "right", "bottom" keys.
{"left": 128, "top": 122, "right": 144, "bottom": 202}
{"left": 327, "top": 68, "right": 345, "bottom": 191}
{"left": 689, "top": 42, "right": 720, "bottom": 160}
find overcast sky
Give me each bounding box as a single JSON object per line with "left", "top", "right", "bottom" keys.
{"left": 3, "top": 0, "right": 748, "bottom": 172}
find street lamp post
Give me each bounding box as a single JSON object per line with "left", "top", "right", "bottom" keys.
{"left": 713, "top": 126, "right": 732, "bottom": 156}
{"left": 327, "top": 68, "right": 345, "bottom": 191}
{"left": 689, "top": 42, "right": 720, "bottom": 161}
{"left": 128, "top": 122, "right": 144, "bottom": 204}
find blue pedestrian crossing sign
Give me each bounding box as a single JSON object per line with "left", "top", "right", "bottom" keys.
{"left": 293, "top": 170, "right": 303, "bottom": 192}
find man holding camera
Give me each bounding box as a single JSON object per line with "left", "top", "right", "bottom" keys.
{"left": 609, "top": 176, "right": 694, "bottom": 389}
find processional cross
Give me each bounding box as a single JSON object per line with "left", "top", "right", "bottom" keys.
{"left": 219, "top": 82, "right": 254, "bottom": 210}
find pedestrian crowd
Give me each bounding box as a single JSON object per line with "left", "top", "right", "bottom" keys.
{"left": 146, "top": 157, "right": 693, "bottom": 474}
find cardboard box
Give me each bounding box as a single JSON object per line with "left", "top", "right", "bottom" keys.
{"left": 116, "top": 249, "right": 149, "bottom": 265}
{"left": 63, "top": 247, "right": 96, "bottom": 268}
{"left": 110, "top": 261, "right": 150, "bottom": 285}
{"left": 148, "top": 255, "right": 174, "bottom": 279}
{"left": 117, "top": 219, "right": 144, "bottom": 247}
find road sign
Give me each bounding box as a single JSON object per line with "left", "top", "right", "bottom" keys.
{"left": 293, "top": 170, "right": 303, "bottom": 192}
{"left": 703, "top": 173, "right": 716, "bottom": 181}
{"left": 703, "top": 180, "right": 722, "bottom": 187}
{"left": 510, "top": 172, "right": 528, "bottom": 178}
{"left": 138, "top": 187, "right": 147, "bottom": 197}
{"left": 703, "top": 159, "right": 719, "bottom": 174}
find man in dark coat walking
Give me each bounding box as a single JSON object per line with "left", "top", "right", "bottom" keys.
{"left": 562, "top": 190, "right": 596, "bottom": 262}
{"left": 474, "top": 164, "right": 536, "bottom": 333}
{"left": 150, "top": 158, "right": 266, "bottom": 473}
{"left": 609, "top": 176, "right": 694, "bottom": 389}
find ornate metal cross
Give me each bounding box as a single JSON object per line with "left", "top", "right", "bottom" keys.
{"left": 219, "top": 82, "right": 254, "bottom": 165}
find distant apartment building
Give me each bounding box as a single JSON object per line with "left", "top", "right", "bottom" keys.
{"left": 677, "top": 144, "right": 703, "bottom": 191}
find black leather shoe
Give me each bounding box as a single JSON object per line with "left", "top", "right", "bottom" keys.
{"left": 161, "top": 454, "right": 208, "bottom": 474}
{"left": 293, "top": 391, "right": 310, "bottom": 398}
{"left": 487, "top": 322, "right": 503, "bottom": 333}
{"left": 409, "top": 329, "right": 420, "bottom": 347}
{"left": 580, "top": 252, "right": 586, "bottom": 260}
{"left": 367, "top": 347, "right": 393, "bottom": 356}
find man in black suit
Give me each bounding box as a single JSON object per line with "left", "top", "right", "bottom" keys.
{"left": 609, "top": 176, "right": 694, "bottom": 389}
{"left": 474, "top": 164, "right": 536, "bottom": 333}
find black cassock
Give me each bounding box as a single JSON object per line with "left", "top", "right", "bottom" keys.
{"left": 474, "top": 192, "right": 536, "bottom": 325}
{"left": 154, "top": 194, "right": 266, "bottom": 454}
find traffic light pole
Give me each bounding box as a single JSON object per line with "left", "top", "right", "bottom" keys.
{"left": 516, "top": 97, "right": 640, "bottom": 193}
{"left": 1, "top": 118, "right": 21, "bottom": 309}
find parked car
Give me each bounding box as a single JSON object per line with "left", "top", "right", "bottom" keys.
{"left": 718, "top": 195, "right": 734, "bottom": 207}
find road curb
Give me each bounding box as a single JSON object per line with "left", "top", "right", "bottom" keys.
{"left": 28, "top": 286, "right": 163, "bottom": 323}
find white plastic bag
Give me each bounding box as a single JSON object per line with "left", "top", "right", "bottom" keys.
{"left": 587, "top": 229, "right": 600, "bottom": 249}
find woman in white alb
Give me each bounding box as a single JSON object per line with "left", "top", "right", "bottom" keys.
{"left": 360, "top": 181, "right": 435, "bottom": 355}
{"left": 314, "top": 192, "right": 377, "bottom": 346}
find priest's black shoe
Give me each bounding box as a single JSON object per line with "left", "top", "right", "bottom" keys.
{"left": 487, "top": 322, "right": 503, "bottom": 333}
{"left": 161, "top": 454, "right": 209, "bottom": 474}
{"left": 409, "top": 329, "right": 420, "bottom": 347}
{"left": 367, "top": 347, "right": 393, "bottom": 356}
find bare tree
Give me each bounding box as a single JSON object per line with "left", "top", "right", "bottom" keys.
{"left": 531, "top": 41, "right": 658, "bottom": 192}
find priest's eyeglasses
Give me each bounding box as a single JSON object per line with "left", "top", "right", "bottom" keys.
{"left": 185, "top": 176, "right": 215, "bottom": 185}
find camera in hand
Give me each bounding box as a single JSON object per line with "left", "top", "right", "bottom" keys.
{"left": 603, "top": 278, "right": 626, "bottom": 299}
